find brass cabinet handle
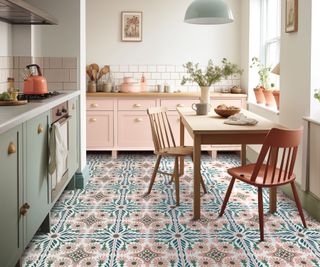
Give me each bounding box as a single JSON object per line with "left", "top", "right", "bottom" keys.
{"left": 37, "top": 124, "right": 43, "bottom": 134}
{"left": 133, "top": 104, "right": 141, "bottom": 108}
{"left": 91, "top": 103, "right": 99, "bottom": 108}
{"left": 90, "top": 118, "right": 97, "bottom": 122}
{"left": 176, "top": 104, "right": 184, "bottom": 107}
{"left": 135, "top": 118, "right": 143, "bottom": 122}
{"left": 8, "top": 142, "right": 16, "bottom": 155}
{"left": 20, "top": 203, "right": 30, "bottom": 216}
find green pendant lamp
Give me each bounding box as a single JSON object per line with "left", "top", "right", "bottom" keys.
{"left": 184, "top": 0, "right": 234, "bottom": 24}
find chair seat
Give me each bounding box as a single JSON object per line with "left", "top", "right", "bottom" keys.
{"left": 156, "top": 146, "right": 193, "bottom": 156}
{"left": 228, "top": 164, "right": 296, "bottom": 187}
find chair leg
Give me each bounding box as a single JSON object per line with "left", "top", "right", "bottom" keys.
{"left": 258, "top": 187, "right": 264, "bottom": 241}
{"left": 200, "top": 176, "right": 207, "bottom": 194}
{"left": 219, "top": 177, "right": 236, "bottom": 217}
{"left": 146, "top": 155, "right": 162, "bottom": 194}
{"left": 170, "top": 156, "right": 179, "bottom": 184}
{"left": 174, "top": 156, "right": 180, "bottom": 206}
{"left": 291, "top": 182, "right": 307, "bottom": 228}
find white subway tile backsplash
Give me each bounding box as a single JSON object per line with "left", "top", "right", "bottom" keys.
{"left": 119, "top": 65, "right": 129, "bottom": 72}
{"left": 33, "top": 57, "right": 43, "bottom": 68}
{"left": 171, "top": 73, "right": 180, "bottom": 80}
{"left": 115, "top": 72, "right": 124, "bottom": 79}
{"left": 143, "top": 73, "right": 151, "bottom": 79}
{"left": 110, "top": 65, "right": 119, "bottom": 72}
{"left": 175, "top": 65, "right": 185, "bottom": 72}
{"left": 49, "top": 57, "right": 63, "bottom": 69}
{"left": 69, "top": 69, "right": 77, "bottom": 82}
{"left": 47, "top": 82, "right": 63, "bottom": 91}
{"left": 13, "top": 57, "right": 19, "bottom": 69}
{"left": 166, "top": 65, "right": 175, "bottom": 72}
{"left": 43, "top": 57, "right": 50, "bottom": 68}
{"left": 124, "top": 72, "right": 133, "bottom": 78}
{"left": 138, "top": 65, "right": 148, "bottom": 72}
{"left": 148, "top": 65, "right": 157, "bottom": 72}
{"left": 19, "top": 57, "right": 32, "bottom": 68}
{"left": 63, "top": 57, "right": 77, "bottom": 68}
{"left": 129, "top": 65, "right": 138, "bottom": 72}
{"left": 151, "top": 73, "right": 161, "bottom": 79}
{"left": 63, "top": 82, "right": 77, "bottom": 90}
{"left": 161, "top": 73, "right": 170, "bottom": 80}
{"left": 157, "top": 65, "right": 166, "bottom": 72}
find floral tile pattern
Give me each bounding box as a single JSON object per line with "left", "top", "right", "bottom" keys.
{"left": 22, "top": 152, "right": 320, "bottom": 267}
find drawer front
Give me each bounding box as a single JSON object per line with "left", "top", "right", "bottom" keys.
{"left": 161, "top": 99, "right": 198, "bottom": 111}
{"left": 211, "top": 99, "right": 242, "bottom": 108}
{"left": 118, "top": 111, "right": 153, "bottom": 148}
{"left": 87, "top": 111, "right": 113, "bottom": 149}
{"left": 118, "top": 99, "right": 156, "bottom": 111}
{"left": 87, "top": 98, "right": 114, "bottom": 111}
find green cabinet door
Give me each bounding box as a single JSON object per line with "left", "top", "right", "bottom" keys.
{"left": 68, "top": 96, "right": 79, "bottom": 178}
{"left": 25, "top": 111, "right": 50, "bottom": 245}
{"left": 0, "top": 125, "right": 23, "bottom": 267}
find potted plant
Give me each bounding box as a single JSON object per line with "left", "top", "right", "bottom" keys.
{"left": 181, "top": 58, "right": 243, "bottom": 104}
{"left": 271, "top": 83, "right": 280, "bottom": 110}
{"left": 314, "top": 89, "right": 320, "bottom": 102}
{"left": 250, "top": 57, "right": 275, "bottom": 106}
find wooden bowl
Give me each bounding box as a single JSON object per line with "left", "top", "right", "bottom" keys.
{"left": 214, "top": 108, "right": 240, "bottom": 118}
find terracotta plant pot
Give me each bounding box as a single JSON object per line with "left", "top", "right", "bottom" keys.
{"left": 253, "top": 87, "right": 265, "bottom": 104}
{"left": 263, "top": 90, "right": 276, "bottom": 107}
{"left": 272, "top": 90, "right": 280, "bottom": 110}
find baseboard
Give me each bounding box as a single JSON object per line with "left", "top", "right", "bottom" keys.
{"left": 75, "top": 165, "right": 90, "bottom": 189}
{"left": 246, "top": 146, "right": 320, "bottom": 221}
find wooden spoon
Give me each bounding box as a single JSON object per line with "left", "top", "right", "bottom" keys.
{"left": 97, "top": 65, "right": 110, "bottom": 80}
{"left": 92, "top": 69, "right": 97, "bottom": 81}
{"left": 86, "top": 65, "right": 93, "bottom": 81}
{"left": 90, "top": 63, "right": 99, "bottom": 73}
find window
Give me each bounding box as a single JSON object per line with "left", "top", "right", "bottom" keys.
{"left": 260, "top": 0, "right": 281, "bottom": 76}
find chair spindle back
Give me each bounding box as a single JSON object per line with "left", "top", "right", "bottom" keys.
{"left": 250, "top": 128, "right": 303, "bottom": 185}
{"left": 147, "top": 107, "right": 176, "bottom": 152}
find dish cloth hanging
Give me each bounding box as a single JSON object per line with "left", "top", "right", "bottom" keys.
{"left": 49, "top": 122, "right": 68, "bottom": 185}
{"left": 224, "top": 113, "right": 258, "bottom": 126}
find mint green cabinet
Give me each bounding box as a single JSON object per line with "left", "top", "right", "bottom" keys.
{"left": 68, "top": 96, "right": 79, "bottom": 179}
{"left": 25, "top": 111, "right": 50, "bottom": 245}
{"left": 0, "top": 125, "right": 23, "bottom": 267}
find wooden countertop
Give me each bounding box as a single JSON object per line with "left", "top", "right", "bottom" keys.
{"left": 87, "top": 92, "right": 247, "bottom": 98}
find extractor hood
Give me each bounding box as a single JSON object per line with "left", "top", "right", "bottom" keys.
{"left": 0, "top": 0, "right": 57, "bottom": 25}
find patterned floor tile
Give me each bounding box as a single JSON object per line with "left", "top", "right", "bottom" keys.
{"left": 22, "top": 152, "right": 320, "bottom": 267}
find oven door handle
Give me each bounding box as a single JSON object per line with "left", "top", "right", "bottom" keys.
{"left": 59, "top": 115, "right": 72, "bottom": 126}
{"left": 51, "top": 115, "right": 72, "bottom": 128}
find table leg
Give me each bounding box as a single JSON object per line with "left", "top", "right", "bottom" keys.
{"left": 179, "top": 117, "right": 185, "bottom": 176}
{"left": 193, "top": 135, "right": 201, "bottom": 220}
{"left": 241, "top": 144, "right": 247, "bottom": 166}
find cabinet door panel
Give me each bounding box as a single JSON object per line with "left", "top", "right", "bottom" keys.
{"left": 26, "top": 111, "right": 50, "bottom": 245}
{"left": 0, "top": 125, "right": 22, "bottom": 267}
{"left": 118, "top": 111, "right": 153, "bottom": 148}
{"left": 68, "top": 97, "right": 79, "bottom": 177}
{"left": 87, "top": 111, "right": 113, "bottom": 149}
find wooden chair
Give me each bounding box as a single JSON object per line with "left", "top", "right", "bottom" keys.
{"left": 219, "top": 128, "right": 307, "bottom": 241}
{"left": 146, "top": 106, "right": 207, "bottom": 206}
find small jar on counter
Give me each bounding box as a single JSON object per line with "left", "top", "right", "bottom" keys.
{"left": 87, "top": 80, "right": 96, "bottom": 93}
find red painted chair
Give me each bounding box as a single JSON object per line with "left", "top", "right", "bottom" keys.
{"left": 219, "top": 128, "right": 307, "bottom": 241}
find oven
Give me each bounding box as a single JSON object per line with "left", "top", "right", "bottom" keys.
{"left": 50, "top": 101, "right": 71, "bottom": 202}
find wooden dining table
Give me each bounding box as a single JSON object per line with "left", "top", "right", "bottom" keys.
{"left": 177, "top": 107, "right": 283, "bottom": 220}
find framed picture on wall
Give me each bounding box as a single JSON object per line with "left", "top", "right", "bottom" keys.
{"left": 285, "top": 0, "right": 298, "bottom": 33}
{"left": 121, "top": 11, "right": 142, "bottom": 42}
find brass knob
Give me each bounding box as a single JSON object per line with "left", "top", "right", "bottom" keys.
{"left": 8, "top": 142, "right": 16, "bottom": 155}
{"left": 20, "top": 203, "right": 30, "bottom": 216}
{"left": 135, "top": 118, "right": 143, "bottom": 122}
{"left": 133, "top": 104, "right": 142, "bottom": 108}
{"left": 91, "top": 103, "right": 98, "bottom": 108}
{"left": 37, "top": 124, "right": 43, "bottom": 134}
{"left": 90, "top": 118, "right": 97, "bottom": 122}
{"left": 177, "top": 104, "right": 184, "bottom": 107}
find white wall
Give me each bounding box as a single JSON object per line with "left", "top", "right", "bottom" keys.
{"left": 0, "top": 21, "right": 12, "bottom": 56}
{"left": 86, "top": 0, "right": 241, "bottom": 66}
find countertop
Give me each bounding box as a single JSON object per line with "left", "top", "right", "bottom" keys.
{"left": 86, "top": 92, "right": 247, "bottom": 98}
{"left": 0, "top": 90, "right": 80, "bottom": 135}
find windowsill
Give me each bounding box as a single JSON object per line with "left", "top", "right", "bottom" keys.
{"left": 248, "top": 101, "right": 280, "bottom": 115}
